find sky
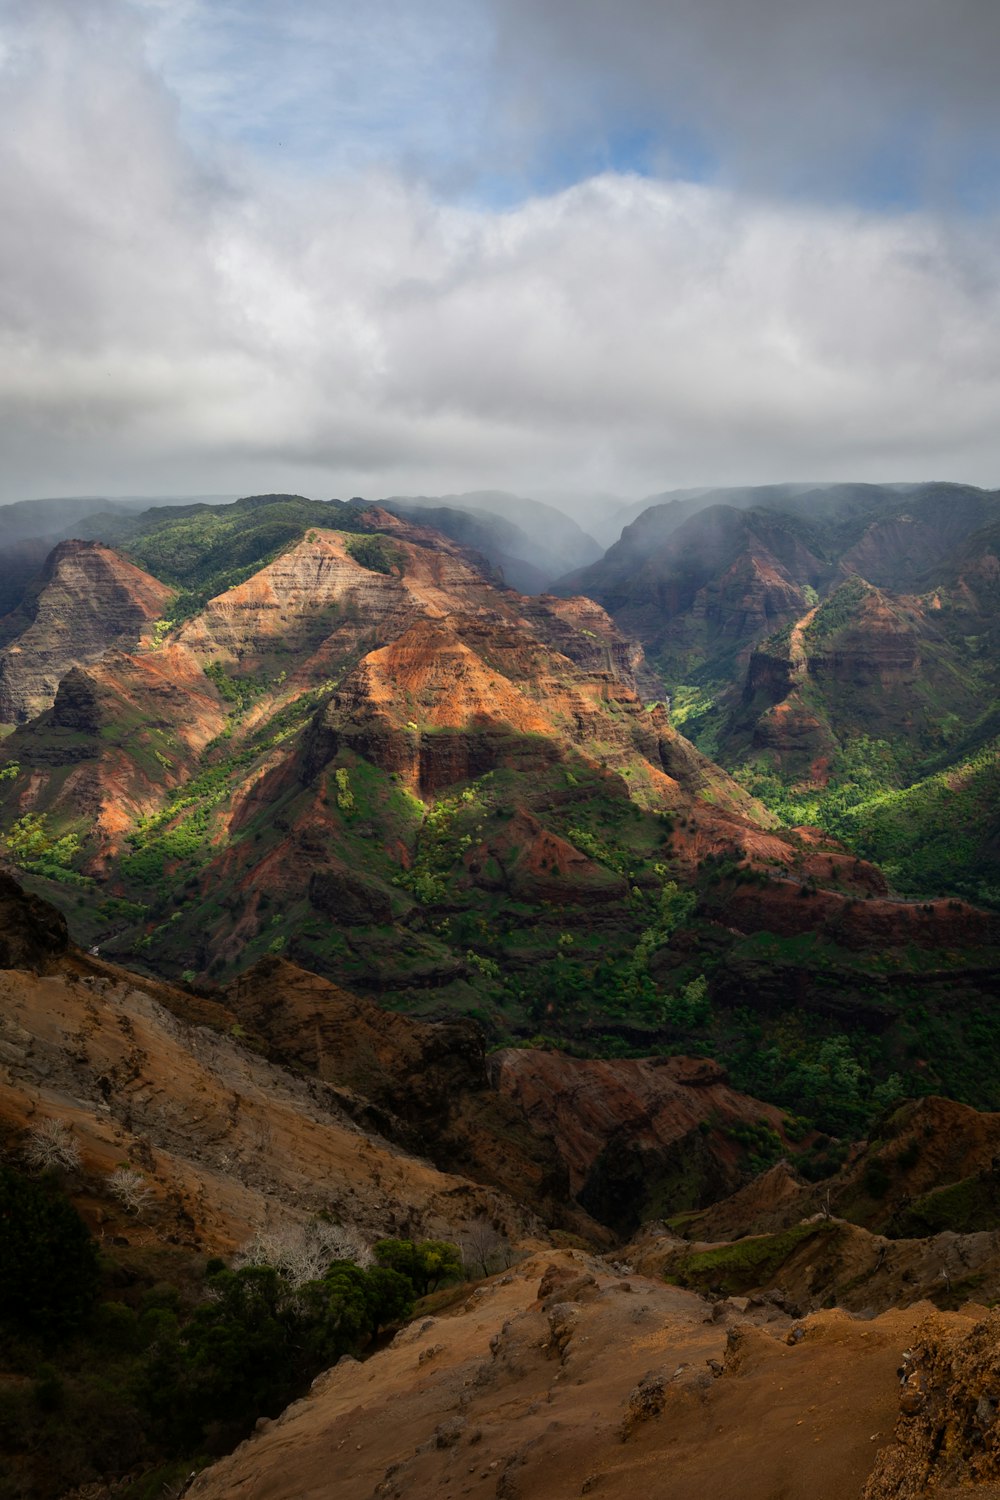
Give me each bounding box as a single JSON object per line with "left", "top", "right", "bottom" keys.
{"left": 3, "top": 0, "right": 1000, "bottom": 507}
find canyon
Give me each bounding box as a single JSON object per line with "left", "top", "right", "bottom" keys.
{"left": 3, "top": 485, "right": 1000, "bottom": 1497}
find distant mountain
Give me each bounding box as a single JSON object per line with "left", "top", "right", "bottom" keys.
{"left": 0, "top": 494, "right": 239, "bottom": 618}
{"left": 558, "top": 480, "right": 1000, "bottom": 681}
{"left": 1, "top": 492, "right": 998, "bottom": 1135}
{"left": 382, "top": 489, "right": 602, "bottom": 589}
{"left": 0, "top": 540, "right": 173, "bottom": 723}
{"left": 557, "top": 480, "right": 1000, "bottom": 903}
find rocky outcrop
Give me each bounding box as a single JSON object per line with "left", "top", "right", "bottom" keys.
{"left": 516, "top": 593, "right": 643, "bottom": 690}
{"left": 743, "top": 645, "right": 793, "bottom": 703}
{"left": 220, "top": 960, "right": 815, "bottom": 1238}
{"left": 464, "top": 807, "right": 628, "bottom": 906}
{"left": 864, "top": 1306, "right": 1000, "bottom": 1498}
{"left": 174, "top": 517, "right": 504, "bottom": 675}
{"left": 0, "top": 540, "right": 172, "bottom": 722}
{"left": 840, "top": 483, "right": 1000, "bottom": 588}
{"left": 0, "top": 871, "right": 68, "bottom": 968}
{"left": 557, "top": 503, "right": 828, "bottom": 679}
{"left": 308, "top": 864, "right": 393, "bottom": 925}
{"left": 0, "top": 942, "right": 539, "bottom": 1258}
{"left": 663, "top": 1095, "right": 1000, "bottom": 1247}
{"left": 698, "top": 875, "right": 1000, "bottom": 953}
{"left": 1, "top": 642, "right": 227, "bottom": 861}
{"left": 491, "top": 1049, "right": 791, "bottom": 1233}
{"left": 222, "top": 958, "right": 591, "bottom": 1235}
{"left": 299, "top": 609, "right": 764, "bottom": 824}
{"left": 727, "top": 574, "right": 986, "bottom": 784}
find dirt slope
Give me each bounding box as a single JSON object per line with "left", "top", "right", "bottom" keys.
{"left": 187, "top": 1248, "right": 959, "bottom": 1500}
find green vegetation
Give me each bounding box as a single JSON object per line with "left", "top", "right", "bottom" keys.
{"left": 202, "top": 660, "right": 267, "bottom": 714}
{"left": 144, "top": 1258, "right": 414, "bottom": 1455}
{"left": 1, "top": 811, "right": 84, "bottom": 883}
{"left": 83, "top": 494, "right": 375, "bottom": 626}
{"left": 734, "top": 733, "right": 1000, "bottom": 907}
{"left": 0, "top": 1166, "right": 100, "bottom": 1343}
{"left": 372, "top": 1238, "right": 463, "bottom": 1297}
{"left": 334, "top": 766, "right": 355, "bottom": 812}
{"left": 672, "top": 1221, "right": 837, "bottom": 1296}
{"left": 0, "top": 1148, "right": 463, "bottom": 1499}
{"left": 344, "top": 532, "right": 404, "bottom": 575}
{"left": 889, "top": 1170, "right": 1000, "bottom": 1238}
{"left": 802, "top": 574, "right": 872, "bottom": 646}
{"left": 394, "top": 785, "right": 483, "bottom": 904}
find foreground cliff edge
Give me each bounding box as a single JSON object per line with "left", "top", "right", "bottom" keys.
{"left": 185, "top": 1250, "right": 1000, "bottom": 1500}
{"left": 5, "top": 872, "right": 1000, "bottom": 1498}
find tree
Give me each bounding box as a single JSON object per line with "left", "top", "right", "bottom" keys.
{"left": 460, "top": 1218, "right": 512, "bottom": 1278}
{"left": 372, "top": 1238, "right": 463, "bottom": 1297}
{"left": 107, "top": 1166, "right": 154, "bottom": 1216}
{"left": 304, "top": 1261, "right": 414, "bottom": 1348}
{"left": 156, "top": 1266, "right": 301, "bottom": 1448}
{"left": 0, "top": 1165, "right": 99, "bottom": 1342}
{"left": 234, "top": 1219, "right": 371, "bottom": 1287}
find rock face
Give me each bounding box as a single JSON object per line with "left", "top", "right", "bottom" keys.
{"left": 223, "top": 958, "right": 799, "bottom": 1239}
{"left": 4, "top": 641, "right": 227, "bottom": 862}
{"left": 491, "top": 1049, "right": 790, "bottom": 1232}
{"left": 223, "top": 956, "right": 591, "bottom": 1235}
{"left": 678, "top": 1096, "right": 1000, "bottom": 1247}
{"left": 558, "top": 503, "right": 827, "bottom": 681}
{"left": 731, "top": 576, "right": 980, "bottom": 781}
{"left": 297, "top": 598, "right": 765, "bottom": 823}
{"left": 0, "top": 937, "right": 538, "bottom": 1259}
{"left": 864, "top": 1306, "right": 1000, "bottom": 1498}
{"left": 0, "top": 540, "right": 172, "bottom": 722}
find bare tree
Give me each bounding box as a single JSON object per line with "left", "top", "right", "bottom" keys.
{"left": 23, "top": 1118, "right": 81, "bottom": 1173}
{"left": 233, "top": 1219, "right": 372, "bottom": 1287}
{"left": 107, "top": 1166, "right": 154, "bottom": 1216}
{"left": 460, "top": 1218, "right": 512, "bottom": 1278}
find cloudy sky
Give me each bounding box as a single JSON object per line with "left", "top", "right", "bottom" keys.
{"left": 3, "top": 0, "right": 1000, "bottom": 506}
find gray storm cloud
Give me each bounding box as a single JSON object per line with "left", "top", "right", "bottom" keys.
{"left": 1, "top": 0, "right": 1000, "bottom": 502}
{"left": 488, "top": 0, "right": 1000, "bottom": 198}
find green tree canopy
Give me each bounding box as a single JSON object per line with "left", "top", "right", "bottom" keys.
{"left": 0, "top": 1165, "right": 99, "bottom": 1342}
{"left": 372, "top": 1238, "right": 463, "bottom": 1297}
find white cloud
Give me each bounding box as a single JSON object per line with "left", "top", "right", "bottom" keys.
{"left": 2, "top": 0, "right": 1000, "bottom": 504}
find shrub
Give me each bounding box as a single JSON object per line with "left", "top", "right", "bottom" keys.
{"left": 23, "top": 1119, "right": 81, "bottom": 1174}
{"left": 107, "top": 1167, "right": 154, "bottom": 1216}
{"left": 344, "top": 534, "right": 403, "bottom": 575}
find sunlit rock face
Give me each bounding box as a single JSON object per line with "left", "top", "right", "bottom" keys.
{"left": 0, "top": 540, "right": 172, "bottom": 723}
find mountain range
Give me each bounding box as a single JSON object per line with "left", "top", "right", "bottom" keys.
{"left": 4, "top": 482, "right": 1000, "bottom": 1497}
